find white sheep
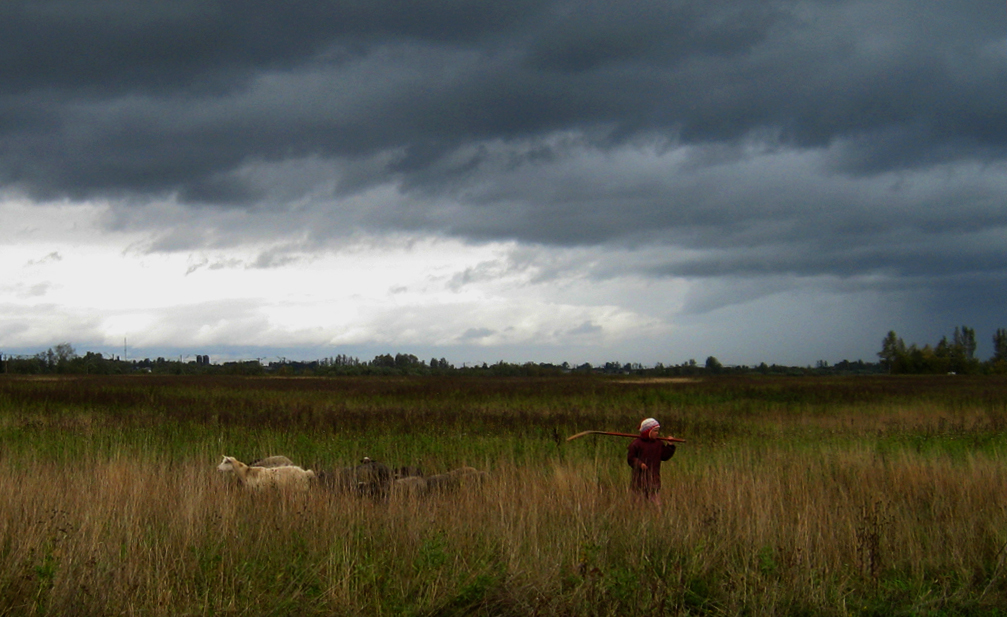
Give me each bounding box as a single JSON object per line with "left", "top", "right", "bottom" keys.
{"left": 392, "top": 475, "right": 428, "bottom": 497}
{"left": 249, "top": 455, "right": 295, "bottom": 468}
{"left": 217, "top": 456, "right": 315, "bottom": 492}
{"left": 447, "top": 466, "right": 490, "bottom": 485}
{"left": 218, "top": 455, "right": 296, "bottom": 486}
{"left": 423, "top": 473, "right": 461, "bottom": 494}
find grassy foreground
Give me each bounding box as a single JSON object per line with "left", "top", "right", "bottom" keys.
{"left": 1, "top": 374, "right": 1007, "bottom": 616}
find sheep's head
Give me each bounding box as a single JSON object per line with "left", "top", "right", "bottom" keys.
{"left": 217, "top": 456, "right": 235, "bottom": 472}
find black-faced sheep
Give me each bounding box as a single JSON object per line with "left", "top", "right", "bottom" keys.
{"left": 393, "top": 465, "right": 425, "bottom": 480}
{"left": 217, "top": 456, "right": 315, "bottom": 492}
{"left": 317, "top": 457, "right": 392, "bottom": 499}
{"left": 353, "top": 457, "right": 392, "bottom": 499}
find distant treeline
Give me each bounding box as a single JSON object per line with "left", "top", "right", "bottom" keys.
{"left": 0, "top": 344, "right": 887, "bottom": 377}
{"left": 13, "top": 325, "right": 1006, "bottom": 377}
{"left": 879, "top": 326, "right": 1007, "bottom": 375}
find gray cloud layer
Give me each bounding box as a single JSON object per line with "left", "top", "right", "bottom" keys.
{"left": 5, "top": 1, "right": 1003, "bottom": 194}
{"left": 3, "top": 0, "right": 1006, "bottom": 351}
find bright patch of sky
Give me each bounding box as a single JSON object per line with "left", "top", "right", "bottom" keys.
{"left": 1, "top": 197, "right": 691, "bottom": 364}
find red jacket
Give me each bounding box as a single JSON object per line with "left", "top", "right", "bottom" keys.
{"left": 627, "top": 437, "right": 676, "bottom": 493}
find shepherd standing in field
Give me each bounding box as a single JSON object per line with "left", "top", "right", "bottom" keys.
{"left": 627, "top": 417, "right": 676, "bottom": 504}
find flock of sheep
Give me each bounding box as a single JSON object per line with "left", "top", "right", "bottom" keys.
{"left": 216, "top": 454, "right": 489, "bottom": 498}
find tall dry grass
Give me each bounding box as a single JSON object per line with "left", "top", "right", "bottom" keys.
{"left": 1, "top": 374, "right": 1007, "bottom": 615}
{"left": 1, "top": 445, "right": 1006, "bottom": 615}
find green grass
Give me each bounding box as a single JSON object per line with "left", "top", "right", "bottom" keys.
{"left": 1, "top": 374, "right": 1007, "bottom": 615}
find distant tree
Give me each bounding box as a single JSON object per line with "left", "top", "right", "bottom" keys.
{"left": 935, "top": 336, "right": 950, "bottom": 357}
{"left": 371, "top": 354, "right": 395, "bottom": 368}
{"left": 877, "top": 326, "right": 986, "bottom": 375}
{"left": 394, "top": 353, "right": 419, "bottom": 368}
{"left": 602, "top": 361, "right": 623, "bottom": 374}
{"left": 993, "top": 329, "right": 1007, "bottom": 362}
{"left": 954, "top": 326, "right": 977, "bottom": 360}
{"left": 948, "top": 326, "right": 980, "bottom": 373}
{"left": 705, "top": 356, "right": 723, "bottom": 373}
{"left": 878, "top": 331, "right": 905, "bottom": 373}
{"left": 53, "top": 343, "right": 76, "bottom": 364}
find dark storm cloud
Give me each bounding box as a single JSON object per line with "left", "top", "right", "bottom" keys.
{"left": 2, "top": 0, "right": 1006, "bottom": 316}
{"left": 4, "top": 0, "right": 1003, "bottom": 201}
{"left": 0, "top": 1, "right": 536, "bottom": 94}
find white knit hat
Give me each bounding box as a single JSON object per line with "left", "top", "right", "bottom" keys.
{"left": 639, "top": 418, "right": 660, "bottom": 435}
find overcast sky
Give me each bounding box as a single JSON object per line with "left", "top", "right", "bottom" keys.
{"left": 2, "top": 0, "right": 1005, "bottom": 367}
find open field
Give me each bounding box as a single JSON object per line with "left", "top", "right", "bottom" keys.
{"left": 1, "top": 374, "right": 1007, "bottom": 616}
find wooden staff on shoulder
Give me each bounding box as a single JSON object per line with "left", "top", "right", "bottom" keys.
{"left": 566, "top": 430, "right": 686, "bottom": 443}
